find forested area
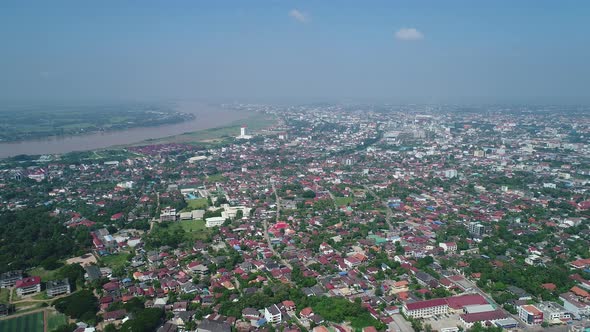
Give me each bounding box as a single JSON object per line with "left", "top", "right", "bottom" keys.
{"left": 0, "top": 207, "right": 91, "bottom": 273}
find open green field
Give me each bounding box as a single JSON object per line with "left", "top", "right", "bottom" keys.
{"left": 334, "top": 196, "right": 354, "bottom": 206}
{"left": 0, "top": 311, "right": 44, "bottom": 332}
{"left": 100, "top": 252, "right": 131, "bottom": 269}
{"left": 185, "top": 198, "right": 208, "bottom": 210}
{"left": 46, "top": 311, "right": 67, "bottom": 331}
{"left": 28, "top": 266, "right": 60, "bottom": 282}
{"left": 178, "top": 220, "right": 209, "bottom": 240}
{"left": 206, "top": 174, "right": 226, "bottom": 182}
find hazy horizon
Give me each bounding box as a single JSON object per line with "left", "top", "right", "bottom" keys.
{"left": 1, "top": 0, "right": 589, "bottom": 105}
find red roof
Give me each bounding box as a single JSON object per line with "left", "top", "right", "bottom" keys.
{"left": 446, "top": 294, "right": 488, "bottom": 309}
{"left": 405, "top": 298, "right": 447, "bottom": 311}
{"left": 15, "top": 276, "right": 41, "bottom": 288}
{"left": 460, "top": 309, "right": 506, "bottom": 323}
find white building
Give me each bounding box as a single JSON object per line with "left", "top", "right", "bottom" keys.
{"left": 236, "top": 125, "right": 253, "bottom": 140}
{"left": 205, "top": 216, "right": 226, "bottom": 228}
{"left": 264, "top": 304, "right": 282, "bottom": 324}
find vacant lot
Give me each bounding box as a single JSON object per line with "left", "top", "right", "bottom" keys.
{"left": 100, "top": 252, "right": 131, "bottom": 269}
{"left": 46, "top": 311, "right": 67, "bottom": 331}
{"left": 0, "top": 311, "right": 44, "bottom": 332}
{"left": 334, "top": 196, "right": 354, "bottom": 206}
{"left": 178, "top": 220, "right": 209, "bottom": 240}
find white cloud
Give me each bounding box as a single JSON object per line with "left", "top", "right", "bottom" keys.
{"left": 289, "top": 9, "right": 308, "bottom": 23}
{"left": 395, "top": 28, "right": 424, "bottom": 41}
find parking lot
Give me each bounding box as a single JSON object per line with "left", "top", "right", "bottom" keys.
{"left": 423, "top": 313, "right": 462, "bottom": 331}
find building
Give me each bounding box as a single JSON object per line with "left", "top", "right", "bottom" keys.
{"left": 197, "top": 319, "right": 231, "bottom": 332}
{"left": 444, "top": 169, "right": 458, "bottom": 178}
{"left": 468, "top": 222, "right": 486, "bottom": 237}
{"left": 264, "top": 304, "right": 282, "bottom": 323}
{"left": 46, "top": 278, "right": 71, "bottom": 297}
{"left": 459, "top": 309, "right": 507, "bottom": 329}
{"left": 15, "top": 276, "right": 41, "bottom": 296}
{"left": 439, "top": 242, "right": 457, "bottom": 252}
{"left": 402, "top": 298, "right": 448, "bottom": 318}
{"left": 236, "top": 125, "right": 253, "bottom": 140}
{"left": 205, "top": 216, "right": 226, "bottom": 228}
{"left": 0, "top": 270, "right": 22, "bottom": 288}
{"left": 519, "top": 304, "right": 544, "bottom": 325}
{"left": 560, "top": 292, "right": 590, "bottom": 319}
{"left": 536, "top": 301, "right": 571, "bottom": 323}
{"left": 160, "top": 207, "right": 178, "bottom": 222}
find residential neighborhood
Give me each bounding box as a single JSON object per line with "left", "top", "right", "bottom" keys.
{"left": 1, "top": 104, "right": 590, "bottom": 332}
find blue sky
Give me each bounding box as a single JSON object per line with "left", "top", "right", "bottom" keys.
{"left": 1, "top": 0, "right": 589, "bottom": 104}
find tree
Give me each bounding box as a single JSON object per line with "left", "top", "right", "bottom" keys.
{"left": 53, "top": 290, "right": 99, "bottom": 323}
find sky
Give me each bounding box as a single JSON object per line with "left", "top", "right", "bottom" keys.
{"left": 1, "top": 0, "right": 589, "bottom": 104}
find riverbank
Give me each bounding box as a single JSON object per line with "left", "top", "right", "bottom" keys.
{"left": 0, "top": 103, "right": 257, "bottom": 158}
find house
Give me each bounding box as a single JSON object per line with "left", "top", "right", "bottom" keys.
{"left": 15, "top": 276, "right": 41, "bottom": 296}
{"left": 299, "top": 307, "right": 314, "bottom": 319}
{"left": 197, "top": 319, "right": 231, "bottom": 332}
{"left": 157, "top": 322, "right": 178, "bottom": 332}
{"left": 103, "top": 309, "right": 127, "bottom": 321}
{"left": 264, "top": 304, "right": 282, "bottom": 324}
{"left": 282, "top": 300, "right": 296, "bottom": 311}
{"left": 439, "top": 242, "right": 457, "bottom": 252}
{"left": 46, "top": 278, "right": 71, "bottom": 297}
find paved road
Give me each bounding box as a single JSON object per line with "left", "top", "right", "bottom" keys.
{"left": 265, "top": 182, "right": 292, "bottom": 271}
{"left": 363, "top": 185, "right": 395, "bottom": 231}
{"left": 389, "top": 314, "right": 414, "bottom": 332}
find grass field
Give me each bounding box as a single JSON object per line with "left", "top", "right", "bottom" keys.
{"left": 206, "top": 174, "right": 226, "bottom": 182}
{"left": 28, "top": 266, "right": 60, "bottom": 282}
{"left": 185, "top": 198, "right": 208, "bottom": 210}
{"left": 0, "top": 288, "right": 9, "bottom": 303}
{"left": 0, "top": 311, "right": 44, "bottom": 332}
{"left": 46, "top": 311, "right": 67, "bottom": 331}
{"left": 334, "top": 196, "right": 354, "bottom": 206}
{"left": 100, "top": 252, "right": 131, "bottom": 269}
{"left": 161, "top": 220, "right": 210, "bottom": 241}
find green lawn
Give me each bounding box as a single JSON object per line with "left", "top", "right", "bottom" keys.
{"left": 185, "top": 198, "right": 208, "bottom": 210}
{"left": 28, "top": 267, "right": 60, "bottom": 282}
{"left": 334, "top": 196, "right": 354, "bottom": 206}
{"left": 0, "top": 288, "right": 9, "bottom": 303}
{"left": 46, "top": 311, "right": 67, "bottom": 331}
{"left": 179, "top": 220, "right": 210, "bottom": 240}
{"left": 165, "top": 220, "right": 210, "bottom": 240}
{"left": 206, "top": 174, "right": 226, "bottom": 182}
{"left": 100, "top": 253, "right": 131, "bottom": 269}
{"left": 0, "top": 311, "right": 44, "bottom": 332}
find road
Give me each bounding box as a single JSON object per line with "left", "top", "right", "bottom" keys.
{"left": 389, "top": 314, "right": 414, "bottom": 332}
{"left": 265, "top": 182, "right": 292, "bottom": 271}
{"left": 149, "top": 191, "right": 160, "bottom": 234}
{"left": 363, "top": 185, "right": 395, "bottom": 231}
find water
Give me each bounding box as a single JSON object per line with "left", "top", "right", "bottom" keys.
{"left": 0, "top": 102, "right": 250, "bottom": 158}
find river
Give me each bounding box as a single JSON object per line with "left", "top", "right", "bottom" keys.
{"left": 0, "top": 102, "right": 250, "bottom": 159}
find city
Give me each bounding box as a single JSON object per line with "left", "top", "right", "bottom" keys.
{"left": 0, "top": 104, "right": 589, "bottom": 332}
